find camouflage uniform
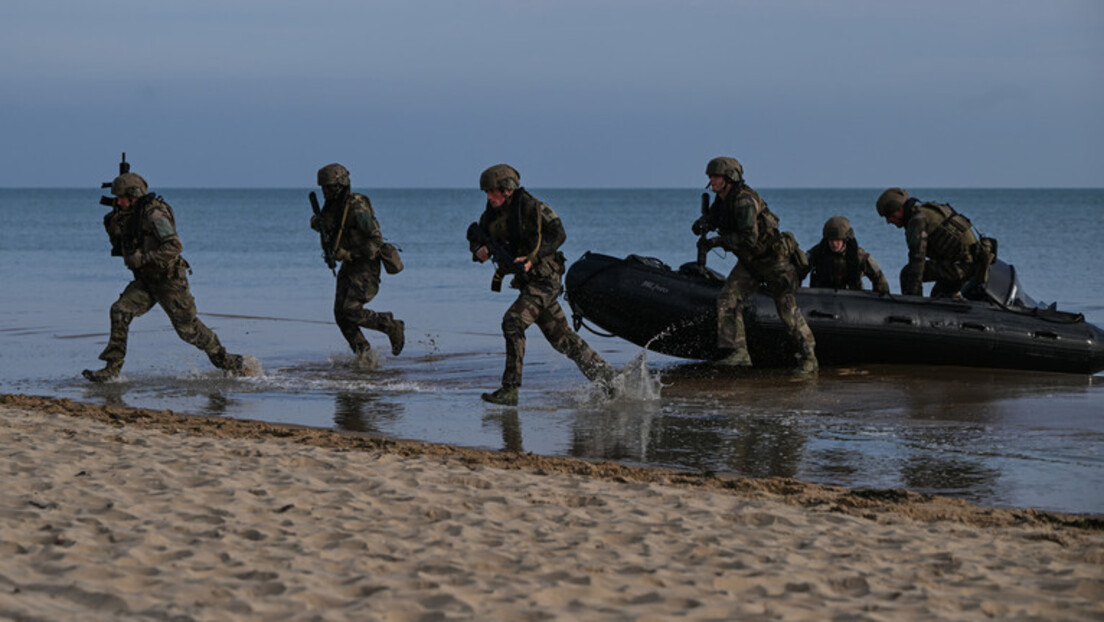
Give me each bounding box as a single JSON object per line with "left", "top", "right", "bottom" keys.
{"left": 900, "top": 200, "right": 983, "bottom": 297}
{"left": 474, "top": 187, "right": 613, "bottom": 391}
{"left": 877, "top": 188, "right": 997, "bottom": 298}
{"left": 803, "top": 217, "right": 890, "bottom": 294}
{"left": 705, "top": 181, "right": 817, "bottom": 367}
{"left": 311, "top": 185, "right": 404, "bottom": 355}
{"left": 88, "top": 186, "right": 240, "bottom": 378}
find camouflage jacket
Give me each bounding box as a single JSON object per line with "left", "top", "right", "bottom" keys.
{"left": 313, "top": 192, "right": 383, "bottom": 263}
{"left": 104, "top": 194, "right": 185, "bottom": 279}
{"left": 707, "top": 184, "right": 781, "bottom": 263}
{"left": 477, "top": 187, "right": 567, "bottom": 280}
{"left": 904, "top": 200, "right": 979, "bottom": 265}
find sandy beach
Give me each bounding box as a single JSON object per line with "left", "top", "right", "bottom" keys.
{"left": 1, "top": 394, "right": 1101, "bottom": 621}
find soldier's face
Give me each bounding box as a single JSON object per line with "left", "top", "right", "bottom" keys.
{"left": 321, "top": 184, "right": 345, "bottom": 201}
{"left": 114, "top": 196, "right": 132, "bottom": 209}
{"left": 828, "top": 239, "right": 845, "bottom": 253}
{"left": 708, "top": 175, "right": 727, "bottom": 194}
{"left": 486, "top": 189, "right": 509, "bottom": 208}
{"left": 884, "top": 206, "right": 905, "bottom": 228}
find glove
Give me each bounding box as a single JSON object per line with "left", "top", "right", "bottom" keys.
{"left": 696, "top": 236, "right": 719, "bottom": 253}
{"left": 310, "top": 214, "right": 321, "bottom": 231}
{"left": 691, "top": 217, "right": 708, "bottom": 236}
{"left": 124, "top": 252, "right": 145, "bottom": 270}
{"left": 334, "top": 248, "right": 352, "bottom": 262}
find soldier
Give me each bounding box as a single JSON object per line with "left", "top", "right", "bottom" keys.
{"left": 876, "top": 188, "right": 997, "bottom": 298}
{"left": 82, "top": 172, "right": 246, "bottom": 382}
{"left": 469, "top": 164, "right": 615, "bottom": 405}
{"left": 803, "top": 216, "right": 890, "bottom": 294}
{"left": 310, "top": 163, "right": 405, "bottom": 358}
{"left": 694, "top": 156, "right": 818, "bottom": 374}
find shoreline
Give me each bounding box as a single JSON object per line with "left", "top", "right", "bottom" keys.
{"left": 3, "top": 393, "right": 1100, "bottom": 530}
{"left": 2, "top": 392, "right": 1102, "bottom": 619}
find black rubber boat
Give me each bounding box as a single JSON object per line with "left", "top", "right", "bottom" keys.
{"left": 564, "top": 252, "right": 1104, "bottom": 375}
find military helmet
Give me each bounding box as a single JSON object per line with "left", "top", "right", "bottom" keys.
{"left": 111, "top": 173, "right": 148, "bottom": 198}
{"left": 705, "top": 156, "right": 744, "bottom": 184}
{"left": 317, "top": 163, "right": 351, "bottom": 187}
{"left": 822, "top": 216, "right": 854, "bottom": 241}
{"left": 876, "top": 187, "right": 909, "bottom": 217}
{"left": 479, "top": 164, "right": 520, "bottom": 192}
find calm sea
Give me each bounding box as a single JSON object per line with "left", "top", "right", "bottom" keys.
{"left": 2, "top": 187, "right": 1102, "bottom": 514}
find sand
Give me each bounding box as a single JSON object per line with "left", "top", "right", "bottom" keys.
{"left": 0, "top": 394, "right": 1101, "bottom": 621}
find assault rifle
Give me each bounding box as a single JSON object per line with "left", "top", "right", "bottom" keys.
{"left": 99, "top": 152, "right": 130, "bottom": 208}
{"left": 693, "top": 192, "right": 712, "bottom": 267}
{"left": 99, "top": 152, "right": 130, "bottom": 256}
{"left": 309, "top": 191, "right": 338, "bottom": 275}
{"left": 466, "top": 221, "right": 527, "bottom": 292}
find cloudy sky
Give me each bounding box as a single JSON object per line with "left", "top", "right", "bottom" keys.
{"left": 1, "top": 0, "right": 1101, "bottom": 188}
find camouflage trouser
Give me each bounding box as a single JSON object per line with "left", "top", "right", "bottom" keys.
{"left": 500, "top": 276, "right": 611, "bottom": 388}
{"left": 98, "top": 274, "right": 223, "bottom": 363}
{"left": 334, "top": 258, "right": 399, "bottom": 353}
{"left": 900, "top": 260, "right": 974, "bottom": 298}
{"left": 717, "top": 256, "right": 816, "bottom": 359}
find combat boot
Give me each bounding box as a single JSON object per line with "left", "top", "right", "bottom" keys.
{"left": 792, "top": 354, "right": 819, "bottom": 377}
{"left": 82, "top": 360, "right": 123, "bottom": 383}
{"left": 209, "top": 348, "right": 246, "bottom": 375}
{"left": 386, "top": 319, "right": 405, "bottom": 356}
{"left": 715, "top": 348, "right": 753, "bottom": 367}
{"left": 481, "top": 386, "right": 519, "bottom": 406}
{"left": 594, "top": 363, "right": 617, "bottom": 398}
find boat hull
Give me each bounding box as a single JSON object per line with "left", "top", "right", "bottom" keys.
{"left": 564, "top": 252, "right": 1104, "bottom": 374}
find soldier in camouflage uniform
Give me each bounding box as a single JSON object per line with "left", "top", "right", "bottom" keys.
{"left": 310, "top": 163, "right": 405, "bottom": 358}
{"left": 82, "top": 172, "right": 245, "bottom": 382}
{"left": 876, "top": 188, "right": 997, "bottom": 298}
{"left": 470, "top": 164, "right": 615, "bottom": 405}
{"left": 694, "top": 156, "right": 818, "bottom": 375}
{"left": 802, "top": 216, "right": 890, "bottom": 294}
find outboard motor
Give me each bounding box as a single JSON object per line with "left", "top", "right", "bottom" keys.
{"left": 963, "top": 259, "right": 1038, "bottom": 308}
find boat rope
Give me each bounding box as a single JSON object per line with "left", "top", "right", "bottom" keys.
{"left": 574, "top": 315, "right": 617, "bottom": 338}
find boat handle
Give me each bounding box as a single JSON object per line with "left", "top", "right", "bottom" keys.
{"left": 961, "top": 322, "right": 990, "bottom": 332}
{"left": 1033, "top": 331, "right": 1060, "bottom": 340}
{"left": 807, "top": 309, "right": 838, "bottom": 319}
{"left": 886, "top": 315, "right": 914, "bottom": 325}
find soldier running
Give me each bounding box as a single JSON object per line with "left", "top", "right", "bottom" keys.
{"left": 469, "top": 164, "right": 615, "bottom": 405}
{"left": 83, "top": 171, "right": 246, "bottom": 382}
{"left": 694, "top": 156, "right": 818, "bottom": 375}
{"left": 310, "top": 163, "right": 405, "bottom": 358}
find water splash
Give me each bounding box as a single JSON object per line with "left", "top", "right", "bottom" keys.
{"left": 593, "top": 350, "right": 663, "bottom": 403}
{"left": 239, "top": 354, "right": 264, "bottom": 377}
{"left": 327, "top": 349, "right": 382, "bottom": 371}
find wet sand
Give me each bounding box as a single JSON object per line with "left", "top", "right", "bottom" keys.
{"left": 1, "top": 393, "right": 1102, "bottom": 620}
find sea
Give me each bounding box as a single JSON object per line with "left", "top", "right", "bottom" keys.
{"left": 2, "top": 187, "right": 1102, "bottom": 515}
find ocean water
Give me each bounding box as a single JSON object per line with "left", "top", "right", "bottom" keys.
{"left": 2, "top": 187, "right": 1102, "bottom": 514}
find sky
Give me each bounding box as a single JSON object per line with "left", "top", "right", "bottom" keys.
{"left": 1, "top": 0, "right": 1101, "bottom": 188}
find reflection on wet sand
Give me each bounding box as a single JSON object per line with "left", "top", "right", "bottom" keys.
{"left": 482, "top": 409, "right": 523, "bottom": 453}
{"left": 566, "top": 363, "right": 1102, "bottom": 508}
{"left": 332, "top": 391, "right": 403, "bottom": 434}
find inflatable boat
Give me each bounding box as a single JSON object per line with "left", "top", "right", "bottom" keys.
{"left": 564, "top": 252, "right": 1104, "bottom": 375}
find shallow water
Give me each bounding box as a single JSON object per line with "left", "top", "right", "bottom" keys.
{"left": 2, "top": 187, "right": 1102, "bottom": 514}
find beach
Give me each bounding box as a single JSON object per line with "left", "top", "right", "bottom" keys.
{"left": 1, "top": 394, "right": 1101, "bottom": 621}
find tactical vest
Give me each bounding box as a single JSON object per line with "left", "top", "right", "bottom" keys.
{"left": 914, "top": 201, "right": 978, "bottom": 261}
{"left": 810, "top": 240, "right": 861, "bottom": 289}
{"left": 487, "top": 188, "right": 556, "bottom": 261}
{"left": 109, "top": 194, "right": 174, "bottom": 256}
{"left": 711, "top": 186, "right": 780, "bottom": 259}
{"left": 324, "top": 193, "right": 383, "bottom": 260}
{"left": 341, "top": 194, "right": 383, "bottom": 258}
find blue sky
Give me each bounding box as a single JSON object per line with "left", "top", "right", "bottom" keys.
{"left": 1, "top": 0, "right": 1101, "bottom": 188}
